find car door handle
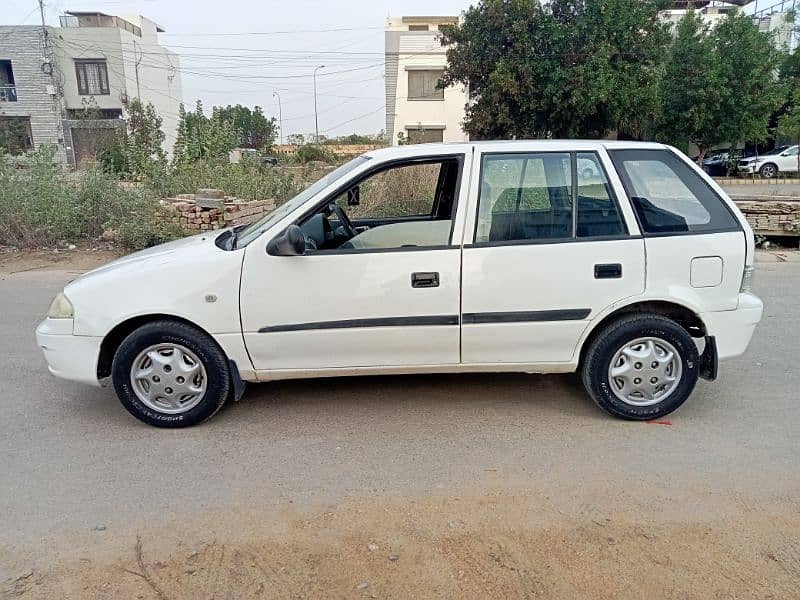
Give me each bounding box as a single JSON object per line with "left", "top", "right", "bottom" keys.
{"left": 594, "top": 263, "right": 622, "bottom": 279}
{"left": 411, "top": 272, "right": 440, "bottom": 288}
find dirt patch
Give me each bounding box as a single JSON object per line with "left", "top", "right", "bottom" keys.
{"left": 0, "top": 247, "right": 122, "bottom": 275}
{"left": 7, "top": 489, "right": 798, "bottom": 599}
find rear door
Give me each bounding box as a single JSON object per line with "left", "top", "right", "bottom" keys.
{"left": 460, "top": 146, "right": 646, "bottom": 365}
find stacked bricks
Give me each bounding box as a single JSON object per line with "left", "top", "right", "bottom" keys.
{"left": 734, "top": 200, "right": 800, "bottom": 236}
{"left": 164, "top": 190, "right": 276, "bottom": 232}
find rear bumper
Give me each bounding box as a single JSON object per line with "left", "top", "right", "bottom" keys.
{"left": 700, "top": 293, "right": 763, "bottom": 360}
{"left": 36, "top": 319, "right": 103, "bottom": 387}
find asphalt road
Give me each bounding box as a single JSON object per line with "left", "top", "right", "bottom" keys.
{"left": 1, "top": 253, "right": 798, "bottom": 598}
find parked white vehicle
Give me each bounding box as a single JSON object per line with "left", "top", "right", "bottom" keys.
{"left": 37, "top": 141, "right": 763, "bottom": 427}
{"left": 737, "top": 145, "right": 799, "bottom": 178}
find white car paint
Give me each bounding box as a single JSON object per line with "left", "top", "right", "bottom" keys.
{"left": 37, "top": 140, "right": 762, "bottom": 395}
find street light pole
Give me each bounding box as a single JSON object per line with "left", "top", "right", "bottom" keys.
{"left": 313, "top": 65, "right": 325, "bottom": 144}
{"left": 273, "top": 91, "right": 283, "bottom": 145}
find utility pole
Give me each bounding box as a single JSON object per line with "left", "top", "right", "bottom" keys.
{"left": 313, "top": 65, "right": 325, "bottom": 144}
{"left": 273, "top": 90, "right": 283, "bottom": 145}
{"left": 38, "top": 0, "right": 66, "bottom": 161}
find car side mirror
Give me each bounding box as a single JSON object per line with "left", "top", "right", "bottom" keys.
{"left": 267, "top": 224, "right": 306, "bottom": 256}
{"left": 347, "top": 185, "right": 360, "bottom": 206}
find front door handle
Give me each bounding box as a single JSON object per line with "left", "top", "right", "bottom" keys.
{"left": 594, "top": 263, "right": 622, "bottom": 279}
{"left": 411, "top": 272, "right": 439, "bottom": 288}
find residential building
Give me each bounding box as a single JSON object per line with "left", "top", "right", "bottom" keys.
{"left": 0, "top": 11, "right": 182, "bottom": 165}
{"left": 660, "top": 3, "right": 742, "bottom": 29}
{"left": 385, "top": 16, "right": 468, "bottom": 146}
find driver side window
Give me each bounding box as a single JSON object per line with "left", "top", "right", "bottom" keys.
{"left": 299, "top": 157, "right": 462, "bottom": 252}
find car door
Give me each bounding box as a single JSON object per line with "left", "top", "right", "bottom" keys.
{"left": 239, "top": 151, "right": 471, "bottom": 374}
{"left": 460, "top": 145, "right": 646, "bottom": 365}
{"left": 778, "top": 146, "right": 799, "bottom": 172}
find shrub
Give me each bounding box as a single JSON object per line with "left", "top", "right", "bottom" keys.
{"left": 0, "top": 146, "right": 182, "bottom": 250}
{"left": 148, "top": 158, "right": 301, "bottom": 201}
{"left": 294, "top": 144, "right": 337, "bottom": 164}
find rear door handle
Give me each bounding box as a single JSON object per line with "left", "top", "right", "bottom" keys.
{"left": 594, "top": 263, "right": 622, "bottom": 279}
{"left": 411, "top": 272, "right": 439, "bottom": 288}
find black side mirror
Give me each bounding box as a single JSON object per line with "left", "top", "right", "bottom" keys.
{"left": 267, "top": 224, "right": 306, "bottom": 256}
{"left": 347, "top": 185, "right": 360, "bottom": 206}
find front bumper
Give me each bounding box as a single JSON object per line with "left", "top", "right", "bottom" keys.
{"left": 36, "top": 319, "right": 103, "bottom": 387}
{"left": 700, "top": 293, "right": 763, "bottom": 361}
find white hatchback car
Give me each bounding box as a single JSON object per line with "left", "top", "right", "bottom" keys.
{"left": 37, "top": 141, "right": 763, "bottom": 427}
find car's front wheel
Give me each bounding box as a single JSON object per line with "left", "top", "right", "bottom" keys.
{"left": 581, "top": 315, "right": 699, "bottom": 420}
{"left": 111, "top": 320, "right": 231, "bottom": 427}
{"left": 759, "top": 163, "right": 777, "bottom": 178}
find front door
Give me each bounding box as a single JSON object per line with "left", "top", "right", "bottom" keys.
{"left": 460, "top": 148, "right": 646, "bottom": 365}
{"left": 239, "top": 153, "right": 469, "bottom": 373}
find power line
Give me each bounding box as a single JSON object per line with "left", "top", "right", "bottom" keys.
{"left": 161, "top": 26, "right": 384, "bottom": 37}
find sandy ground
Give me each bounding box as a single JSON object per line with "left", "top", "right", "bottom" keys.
{"left": 5, "top": 488, "right": 798, "bottom": 599}
{"left": 1, "top": 249, "right": 799, "bottom": 599}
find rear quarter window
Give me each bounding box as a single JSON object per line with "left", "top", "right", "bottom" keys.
{"left": 608, "top": 149, "right": 740, "bottom": 235}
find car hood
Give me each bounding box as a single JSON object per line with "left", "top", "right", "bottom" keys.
{"left": 69, "top": 231, "right": 226, "bottom": 288}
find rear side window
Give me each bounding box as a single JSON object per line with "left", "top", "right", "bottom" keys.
{"left": 475, "top": 152, "right": 627, "bottom": 243}
{"left": 609, "top": 149, "right": 740, "bottom": 234}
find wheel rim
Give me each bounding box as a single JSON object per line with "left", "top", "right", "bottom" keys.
{"left": 130, "top": 343, "right": 207, "bottom": 414}
{"left": 607, "top": 337, "right": 682, "bottom": 407}
{"left": 762, "top": 165, "right": 775, "bottom": 178}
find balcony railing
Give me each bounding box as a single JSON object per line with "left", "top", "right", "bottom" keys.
{"left": 0, "top": 85, "right": 17, "bottom": 102}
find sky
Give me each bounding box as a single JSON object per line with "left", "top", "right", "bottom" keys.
{"left": 6, "top": 0, "right": 470, "bottom": 140}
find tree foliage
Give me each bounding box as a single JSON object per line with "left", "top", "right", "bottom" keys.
{"left": 172, "top": 100, "right": 241, "bottom": 166}
{"left": 660, "top": 12, "right": 780, "bottom": 161}
{"left": 116, "top": 98, "right": 166, "bottom": 179}
{"left": 216, "top": 104, "right": 278, "bottom": 150}
{"left": 439, "top": 0, "right": 671, "bottom": 139}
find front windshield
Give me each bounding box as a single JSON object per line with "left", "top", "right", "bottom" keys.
{"left": 235, "top": 155, "right": 371, "bottom": 247}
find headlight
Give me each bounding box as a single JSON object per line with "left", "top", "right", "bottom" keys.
{"left": 48, "top": 292, "right": 74, "bottom": 319}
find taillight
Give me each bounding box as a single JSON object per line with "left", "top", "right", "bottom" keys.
{"left": 740, "top": 265, "right": 755, "bottom": 294}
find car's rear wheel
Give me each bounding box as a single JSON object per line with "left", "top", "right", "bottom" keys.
{"left": 759, "top": 163, "right": 777, "bottom": 178}
{"left": 581, "top": 315, "right": 699, "bottom": 420}
{"left": 111, "top": 320, "right": 231, "bottom": 427}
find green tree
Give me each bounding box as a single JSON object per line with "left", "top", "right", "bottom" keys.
{"left": 659, "top": 11, "right": 720, "bottom": 161}
{"left": 713, "top": 13, "right": 781, "bottom": 153}
{"left": 121, "top": 98, "right": 166, "bottom": 178}
{"left": 439, "top": 0, "right": 670, "bottom": 140}
{"left": 172, "top": 100, "right": 240, "bottom": 165}
{"left": 216, "top": 104, "right": 278, "bottom": 150}
{"left": 660, "top": 12, "right": 781, "bottom": 163}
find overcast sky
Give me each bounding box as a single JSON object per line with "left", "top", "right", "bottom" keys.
{"left": 7, "top": 0, "right": 470, "bottom": 139}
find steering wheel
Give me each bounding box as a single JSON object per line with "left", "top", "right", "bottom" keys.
{"left": 333, "top": 203, "right": 358, "bottom": 239}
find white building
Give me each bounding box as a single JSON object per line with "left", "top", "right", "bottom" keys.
{"left": 384, "top": 16, "right": 468, "bottom": 145}
{"left": 0, "top": 11, "right": 182, "bottom": 165}
{"left": 659, "top": 3, "right": 742, "bottom": 29}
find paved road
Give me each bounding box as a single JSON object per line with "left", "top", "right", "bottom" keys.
{"left": 1, "top": 255, "right": 798, "bottom": 598}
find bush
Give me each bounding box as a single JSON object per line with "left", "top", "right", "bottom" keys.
{"left": 294, "top": 144, "right": 337, "bottom": 164}
{"left": 147, "top": 158, "right": 301, "bottom": 201}
{"left": 0, "top": 146, "right": 182, "bottom": 250}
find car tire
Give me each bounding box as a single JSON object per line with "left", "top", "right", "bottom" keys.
{"left": 759, "top": 163, "right": 777, "bottom": 179}
{"left": 581, "top": 314, "right": 699, "bottom": 421}
{"left": 111, "top": 320, "right": 231, "bottom": 427}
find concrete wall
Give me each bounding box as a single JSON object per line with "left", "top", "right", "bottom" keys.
{"left": 0, "top": 26, "right": 65, "bottom": 161}
{"left": 385, "top": 18, "right": 468, "bottom": 146}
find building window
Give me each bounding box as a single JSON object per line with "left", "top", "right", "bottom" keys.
{"left": 406, "top": 128, "right": 444, "bottom": 144}
{"left": 75, "top": 60, "right": 110, "bottom": 95}
{"left": 408, "top": 70, "right": 444, "bottom": 100}
{"left": 408, "top": 24, "right": 429, "bottom": 31}
{"left": 0, "top": 60, "right": 17, "bottom": 102}
{"left": 0, "top": 117, "right": 33, "bottom": 154}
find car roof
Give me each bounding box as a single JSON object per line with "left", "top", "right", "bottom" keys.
{"left": 365, "top": 139, "right": 668, "bottom": 160}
